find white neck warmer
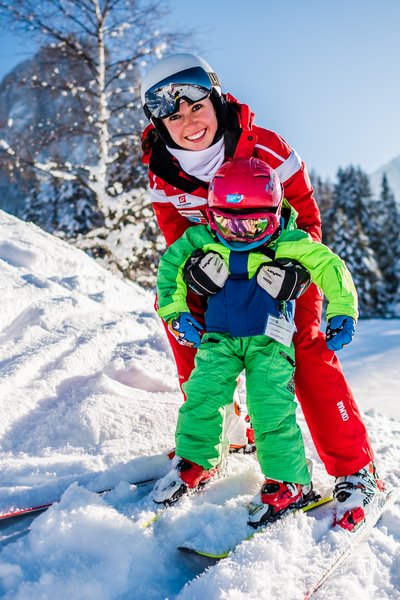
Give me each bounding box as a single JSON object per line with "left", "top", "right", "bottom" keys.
{"left": 166, "top": 137, "right": 225, "bottom": 182}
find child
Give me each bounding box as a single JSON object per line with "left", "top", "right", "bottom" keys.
{"left": 153, "top": 157, "right": 359, "bottom": 527}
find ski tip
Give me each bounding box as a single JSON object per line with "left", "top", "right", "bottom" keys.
{"left": 177, "top": 546, "right": 228, "bottom": 560}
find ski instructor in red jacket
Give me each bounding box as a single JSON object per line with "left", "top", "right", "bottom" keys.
{"left": 140, "top": 53, "right": 383, "bottom": 525}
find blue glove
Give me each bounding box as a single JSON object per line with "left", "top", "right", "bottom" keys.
{"left": 326, "top": 316, "right": 356, "bottom": 351}
{"left": 167, "top": 312, "right": 203, "bottom": 348}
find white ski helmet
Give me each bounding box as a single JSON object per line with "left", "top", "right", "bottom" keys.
{"left": 141, "top": 53, "right": 222, "bottom": 120}
{"left": 141, "top": 53, "right": 226, "bottom": 148}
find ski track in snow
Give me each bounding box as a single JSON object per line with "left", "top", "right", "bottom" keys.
{"left": 0, "top": 209, "right": 399, "bottom": 600}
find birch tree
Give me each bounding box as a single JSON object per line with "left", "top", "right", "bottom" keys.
{"left": 0, "top": 0, "right": 184, "bottom": 222}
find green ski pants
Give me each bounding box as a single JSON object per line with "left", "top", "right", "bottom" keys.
{"left": 178, "top": 333, "right": 310, "bottom": 484}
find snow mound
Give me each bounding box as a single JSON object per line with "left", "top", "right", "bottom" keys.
{"left": 0, "top": 210, "right": 399, "bottom": 600}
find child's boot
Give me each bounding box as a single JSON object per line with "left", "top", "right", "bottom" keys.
{"left": 153, "top": 456, "right": 217, "bottom": 505}
{"left": 248, "top": 478, "right": 315, "bottom": 528}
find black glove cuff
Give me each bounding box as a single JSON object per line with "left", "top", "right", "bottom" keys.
{"left": 183, "top": 250, "right": 223, "bottom": 295}
{"left": 183, "top": 262, "right": 221, "bottom": 295}
{"left": 272, "top": 259, "right": 311, "bottom": 300}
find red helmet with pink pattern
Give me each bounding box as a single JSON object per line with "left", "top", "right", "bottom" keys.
{"left": 207, "top": 157, "right": 283, "bottom": 243}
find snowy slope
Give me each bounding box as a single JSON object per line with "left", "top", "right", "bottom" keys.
{"left": 0, "top": 209, "right": 399, "bottom": 600}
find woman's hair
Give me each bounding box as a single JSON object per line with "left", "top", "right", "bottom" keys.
{"left": 141, "top": 127, "right": 160, "bottom": 154}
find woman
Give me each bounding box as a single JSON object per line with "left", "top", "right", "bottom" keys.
{"left": 140, "top": 53, "right": 383, "bottom": 529}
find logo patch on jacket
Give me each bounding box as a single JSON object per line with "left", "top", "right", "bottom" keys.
{"left": 168, "top": 193, "right": 207, "bottom": 209}
{"left": 226, "top": 194, "right": 244, "bottom": 204}
{"left": 178, "top": 209, "right": 208, "bottom": 224}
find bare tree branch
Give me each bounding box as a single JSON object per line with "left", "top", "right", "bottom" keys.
{"left": 0, "top": 0, "right": 193, "bottom": 222}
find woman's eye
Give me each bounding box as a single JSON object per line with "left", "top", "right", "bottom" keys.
{"left": 192, "top": 103, "right": 203, "bottom": 112}
{"left": 168, "top": 114, "right": 180, "bottom": 122}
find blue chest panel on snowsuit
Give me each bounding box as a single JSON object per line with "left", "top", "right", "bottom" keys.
{"left": 205, "top": 251, "right": 294, "bottom": 338}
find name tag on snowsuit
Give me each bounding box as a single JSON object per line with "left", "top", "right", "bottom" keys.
{"left": 265, "top": 314, "right": 295, "bottom": 347}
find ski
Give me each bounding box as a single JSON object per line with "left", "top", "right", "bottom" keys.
{"left": 178, "top": 494, "right": 333, "bottom": 559}
{"left": 0, "top": 453, "right": 258, "bottom": 526}
{"left": 0, "top": 476, "right": 157, "bottom": 523}
{"left": 303, "top": 487, "right": 399, "bottom": 599}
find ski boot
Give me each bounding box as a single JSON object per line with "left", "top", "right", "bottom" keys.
{"left": 152, "top": 457, "right": 218, "bottom": 505}
{"left": 247, "top": 479, "right": 317, "bottom": 528}
{"left": 333, "top": 462, "right": 385, "bottom": 531}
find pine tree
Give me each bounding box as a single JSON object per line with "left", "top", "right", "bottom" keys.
{"left": 363, "top": 174, "right": 400, "bottom": 315}
{"left": 309, "top": 170, "right": 333, "bottom": 245}
{"left": 326, "top": 166, "right": 387, "bottom": 317}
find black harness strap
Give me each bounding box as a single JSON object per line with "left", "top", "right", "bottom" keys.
{"left": 149, "top": 140, "right": 207, "bottom": 193}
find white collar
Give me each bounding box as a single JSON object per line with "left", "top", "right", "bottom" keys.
{"left": 166, "top": 137, "right": 225, "bottom": 182}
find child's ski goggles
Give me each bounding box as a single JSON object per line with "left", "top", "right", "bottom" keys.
{"left": 210, "top": 209, "right": 279, "bottom": 242}
{"left": 143, "top": 67, "right": 215, "bottom": 119}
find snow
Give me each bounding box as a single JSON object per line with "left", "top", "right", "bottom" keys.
{"left": 0, "top": 209, "right": 399, "bottom": 600}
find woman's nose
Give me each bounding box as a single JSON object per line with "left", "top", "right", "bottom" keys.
{"left": 186, "top": 111, "right": 197, "bottom": 125}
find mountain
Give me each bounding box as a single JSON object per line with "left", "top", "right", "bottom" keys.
{"left": 0, "top": 42, "right": 143, "bottom": 218}
{"left": 0, "top": 49, "right": 89, "bottom": 216}
{"left": 370, "top": 155, "right": 400, "bottom": 201}
{"left": 0, "top": 48, "right": 161, "bottom": 289}
{"left": 0, "top": 209, "right": 399, "bottom": 599}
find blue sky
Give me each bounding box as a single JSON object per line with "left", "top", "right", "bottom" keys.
{"left": 0, "top": 0, "right": 399, "bottom": 180}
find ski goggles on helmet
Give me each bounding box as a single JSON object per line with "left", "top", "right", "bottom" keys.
{"left": 210, "top": 209, "right": 279, "bottom": 242}
{"left": 143, "top": 67, "right": 216, "bottom": 119}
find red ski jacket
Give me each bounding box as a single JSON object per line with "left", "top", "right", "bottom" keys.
{"left": 141, "top": 94, "right": 322, "bottom": 246}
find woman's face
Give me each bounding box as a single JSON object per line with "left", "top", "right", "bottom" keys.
{"left": 162, "top": 97, "right": 218, "bottom": 150}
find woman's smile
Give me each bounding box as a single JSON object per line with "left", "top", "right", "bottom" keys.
{"left": 163, "top": 98, "right": 218, "bottom": 150}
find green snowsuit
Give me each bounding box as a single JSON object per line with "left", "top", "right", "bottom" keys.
{"left": 156, "top": 201, "right": 358, "bottom": 484}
